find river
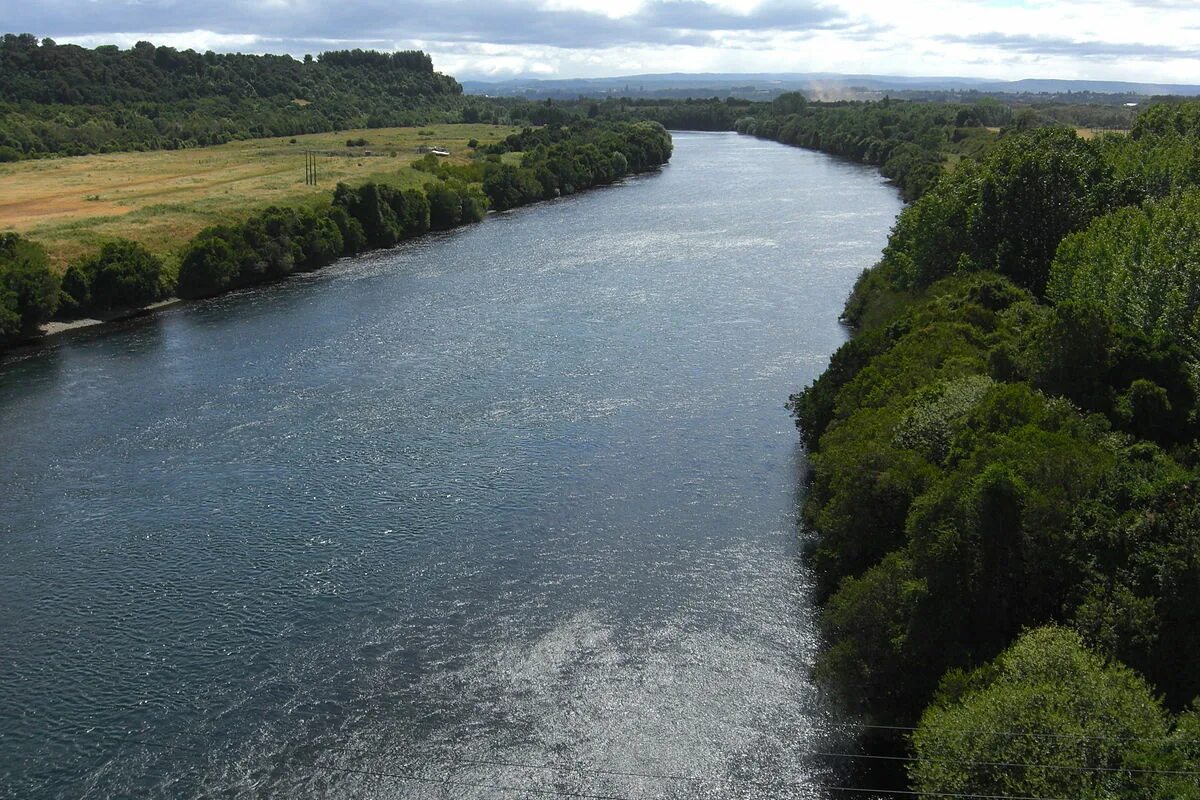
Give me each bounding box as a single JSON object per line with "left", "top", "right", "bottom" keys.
{"left": 0, "top": 132, "right": 902, "bottom": 799}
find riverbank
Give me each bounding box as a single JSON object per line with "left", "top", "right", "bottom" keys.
{"left": 791, "top": 107, "right": 1200, "bottom": 796}
{"left": 0, "top": 132, "right": 903, "bottom": 799}
{"left": 1, "top": 121, "right": 674, "bottom": 350}
{"left": 0, "top": 124, "right": 522, "bottom": 269}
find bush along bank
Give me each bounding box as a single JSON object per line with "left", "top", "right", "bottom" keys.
{"left": 790, "top": 105, "right": 1200, "bottom": 798}
{"left": 0, "top": 121, "right": 672, "bottom": 347}
{"left": 731, "top": 93, "right": 1003, "bottom": 201}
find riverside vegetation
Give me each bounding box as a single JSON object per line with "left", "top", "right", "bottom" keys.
{"left": 0, "top": 35, "right": 465, "bottom": 159}
{"left": 4, "top": 32, "right": 1199, "bottom": 797}
{"left": 788, "top": 103, "right": 1200, "bottom": 796}
{"left": 0, "top": 35, "right": 672, "bottom": 347}
{"left": 0, "top": 34, "right": 1123, "bottom": 347}
{"left": 0, "top": 117, "right": 670, "bottom": 344}
{"left": 0, "top": 124, "right": 521, "bottom": 267}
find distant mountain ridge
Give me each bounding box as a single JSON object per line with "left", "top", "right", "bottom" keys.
{"left": 464, "top": 72, "right": 1200, "bottom": 99}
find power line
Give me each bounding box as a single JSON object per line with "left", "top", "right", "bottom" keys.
{"left": 104, "top": 734, "right": 1072, "bottom": 799}
{"left": 842, "top": 722, "right": 1198, "bottom": 745}
{"left": 801, "top": 750, "right": 1200, "bottom": 777}
{"left": 106, "top": 731, "right": 1200, "bottom": 790}
{"left": 321, "top": 759, "right": 1075, "bottom": 800}
{"left": 96, "top": 729, "right": 1198, "bottom": 800}
{"left": 314, "top": 762, "right": 635, "bottom": 800}
{"left": 458, "top": 756, "right": 1177, "bottom": 797}
{"left": 69, "top": 711, "right": 1200, "bottom": 749}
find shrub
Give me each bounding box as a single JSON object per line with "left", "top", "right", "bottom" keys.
{"left": 177, "top": 233, "right": 239, "bottom": 299}
{"left": 0, "top": 233, "right": 59, "bottom": 341}
{"left": 65, "top": 239, "right": 168, "bottom": 314}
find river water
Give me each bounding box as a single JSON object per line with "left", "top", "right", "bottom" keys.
{"left": 0, "top": 132, "right": 901, "bottom": 799}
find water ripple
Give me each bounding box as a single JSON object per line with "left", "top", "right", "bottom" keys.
{"left": 0, "top": 132, "right": 901, "bottom": 799}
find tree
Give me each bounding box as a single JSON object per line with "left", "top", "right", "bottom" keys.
{"left": 177, "top": 233, "right": 239, "bottom": 298}
{"left": 426, "top": 182, "right": 462, "bottom": 230}
{"left": 911, "top": 627, "right": 1197, "bottom": 800}
{"left": 0, "top": 233, "right": 59, "bottom": 341}
{"left": 68, "top": 239, "right": 167, "bottom": 313}
{"left": 1048, "top": 190, "right": 1200, "bottom": 358}
{"left": 968, "top": 128, "right": 1111, "bottom": 295}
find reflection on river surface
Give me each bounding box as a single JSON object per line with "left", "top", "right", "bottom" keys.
{"left": 0, "top": 132, "right": 902, "bottom": 798}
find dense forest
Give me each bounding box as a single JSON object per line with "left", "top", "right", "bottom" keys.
{"left": 0, "top": 120, "right": 672, "bottom": 344}
{"left": 0, "top": 34, "right": 464, "bottom": 158}
{"left": 788, "top": 101, "right": 1200, "bottom": 796}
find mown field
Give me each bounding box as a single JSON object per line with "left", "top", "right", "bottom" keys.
{"left": 0, "top": 123, "right": 521, "bottom": 268}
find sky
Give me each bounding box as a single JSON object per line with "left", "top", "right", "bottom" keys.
{"left": 5, "top": 0, "right": 1200, "bottom": 83}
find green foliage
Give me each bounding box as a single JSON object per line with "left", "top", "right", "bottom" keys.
{"left": 61, "top": 239, "right": 168, "bottom": 315}
{"left": 177, "top": 204, "right": 345, "bottom": 298}
{"left": 483, "top": 163, "right": 543, "bottom": 211}
{"left": 426, "top": 182, "right": 462, "bottom": 230}
{"left": 817, "top": 552, "right": 926, "bottom": 715}
{"left": 330, "top": 181, "right": 431, "bottom": 248}
{"left": 1074, "top": 478, "right": 1200, "bottom": 706}
{"left": 1017, "top": 300, "right": 1200, "bottom": 447}
{"left": 613, "top": 97, "right": 749, "bottom": 132}
{"left": 893, "top": 375, "right": 996, "bottom": 462}
{"left": 969, "top": 128, "right": 1111, "bottom": 295}
{"left": 883, "top": 128, "right": 1110, "bottom": 294}
{"left": 482, "top": 121, "right": 671, "bottom": 210}
{"left": 788, "top": 326, "right": 890, "bottom": 450}
{"left": 0, "top": 34, "right": 462, "bottom": 159}
{"left": 1132, "top": 101, "right": 1200, "bottom": 140}
{"left": 425, "top": 179, "right": 489, "bottom": 229}
{"left": 1049, "top": 190, "right": 1200, "bottom": 357}
{"left": 912, "top": 627, "right": 1197, "bottom": 800}
{"left": 167, "top": 121, "right": 667, "bottom": 307}
{"left": 800, "top": 259, "right": 1200, "bottom": 733}
{"left": 796, "top": 103, "right": 1200, "bottom": 769}
{"left": 177, "top": 233, "right": 239, "bottom": 299}
{"left": 881, "top": 161, "right": 980, "bottom": 289}
{"left": 1100, "top": 130, "right": 1200, "bottom": 202}
{"left": 734, "top": 99, "right": 970, "bottom": 200}
{"left": 0, "top": 232, "right": 58, "bottom": 341}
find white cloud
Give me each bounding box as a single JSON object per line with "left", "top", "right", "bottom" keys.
{"left": 26, "top": 0, "right": 1200, "bottom": 82}
{"left": 56, "top": 30, "right": 265, "bottom": 52}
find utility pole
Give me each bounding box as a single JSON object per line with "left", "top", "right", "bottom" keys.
{"left": 304, "top": 150, "right": 317, "bottom": 186}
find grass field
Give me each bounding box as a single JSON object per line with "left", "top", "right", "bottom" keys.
{"left": 983, "top": 126, "right": 1130, "bottom": 140}
{"left": 0, "top": 124, "right": 521, "bottom": 268}
{"left": 1074, "top": 127, "right": 1131, "bottom": 140}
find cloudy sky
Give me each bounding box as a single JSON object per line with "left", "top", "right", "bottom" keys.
{"left": 8, "top": 0, "right": 1200, "bottom": 82}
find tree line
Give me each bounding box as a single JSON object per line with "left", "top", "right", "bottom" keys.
{"left": 0, "top": 121, "right": 672, "bottom": 346}
{"left": 788, "top": 102, "right": 1200, "bottom": 797}
{"left": 557, "top": 92, "right": 1005, "bottom": 200}
{"left": 0, "top": 34, "right": 462, "bottom": 159}
{"left": 731, "top": 93, "right": 1009, "bottom": 200}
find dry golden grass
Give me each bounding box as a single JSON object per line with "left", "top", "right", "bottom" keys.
{"left": 1074, "top": 127, "right": 1130, "bottom": 140}
{"left": 0, "top": 123, "right": 520, "bottom": 268}
{"left": 983, "top": 125, "right": 1131, "bottom": 140}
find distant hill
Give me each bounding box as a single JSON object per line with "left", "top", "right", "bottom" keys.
{"left": 0, "top": 33, "right": 466, "bottom": 158}
{"left": 464, "top": 72, "right": 1200, "bottom": 101}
